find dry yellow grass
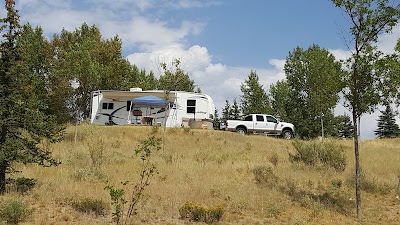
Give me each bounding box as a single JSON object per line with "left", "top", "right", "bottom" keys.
{"left": 5, "top": 124, "right": 400, "bottom": 225}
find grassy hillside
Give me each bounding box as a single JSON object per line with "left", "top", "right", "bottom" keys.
{"left": 3, "top": 125, "right": 400, "bottom": 225}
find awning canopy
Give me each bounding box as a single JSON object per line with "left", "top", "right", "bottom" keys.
{"left": 131, "top": 95, "right": 170, "bottom": 108}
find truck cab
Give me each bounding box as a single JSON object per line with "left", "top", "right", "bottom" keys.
{"left": 226, "top": 114, "right": 295, "bottom": 139}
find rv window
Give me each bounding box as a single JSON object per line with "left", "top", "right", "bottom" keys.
{"left": 102, "top": 103, "right": 114, "bottom": 110}
{"left": 187, "top": 100, "right": 196, "bottom": 114}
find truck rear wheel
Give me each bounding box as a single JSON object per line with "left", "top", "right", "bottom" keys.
{"left": 282, "top": 130, "right": 293, "bottom": 139}
{"left": 236, "top": 127, "right": 246, "bottom": 135}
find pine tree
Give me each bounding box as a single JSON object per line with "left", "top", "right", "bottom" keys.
{"left": 0, "top": 0, "right": 64, "bottom": 193}
{"left": 230, "top": 98, "right": 241, "bottom": 120}
{"left": 335, "top": 114, "right": 354, "bottom": 138}
{"left": 374, "top": 105, "right": 400, "bottom": 138}
{"left": 221, "top": 100, "right": 231, "bottom": 123}
{"left": 212, "top": 109, "right": 221, "bottom": 130}
{"left": 240, "top": 70, "right": 272, "bottom": 115}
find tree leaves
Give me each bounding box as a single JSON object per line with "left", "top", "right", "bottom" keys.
{"left": 240, "top": 70, "right": 272, "bottom": 115}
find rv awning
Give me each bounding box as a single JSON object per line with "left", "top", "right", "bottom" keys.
{"left": 131, "top": 95, "right": 170, "bottom": 108}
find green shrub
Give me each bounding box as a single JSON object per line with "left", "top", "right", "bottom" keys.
{"left": 71, "top": 198, "right": 107, "bottom": 216}
{"left": 6, "top": 178, "right": 36, "bottom": 194}
{"left": 252, "top": 165, "right": 279, "bottom": 187}
{"left": 289, "top": 140, "right": 346, "bottom": 171}
{"left": 179, "top": 202, "right": 224, "bottom": 224}
{"left": 0, "top": 199, "right": 33, "bottom": 225}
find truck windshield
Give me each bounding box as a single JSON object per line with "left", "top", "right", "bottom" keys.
{"left": 266, "top": 116, "right": 277, "bottom": 123}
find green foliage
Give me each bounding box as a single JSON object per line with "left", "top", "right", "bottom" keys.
{"left": 252, "top": 165, "right": 279, "bottom": 187}
{"left": 283, "top": 45, "right": 343, "bottom": 138}
{"left": 71, "top": 198, "right": 107, "bottom": 216}
{"left": 374, "top": 105, "right": 400, "bottom": 138}
{"left": 212, "top": 109, "right": 221, "bottom": 130}
{"left": 50, "top": 23, "right": 134, "bottom": 121}
{"left": 105, "top": 182, "right": 127, "bottom": 225}
{"left": 269, "top": 79, "right": 290, "bottom": 120}
{"left": 289, "top": 140, "right": 347, "bottom": 171}
{"left": 0, "top": 0, "right": 63, "bottom": 193}
{"left": 240, "top": 70, "right": 273, "bottom": 115}
{"left": 333, "top": 114, "right": 354, "bottom": 139}
{"left": 179, "top": 202, "right": 224, "bottom": 224}
{"left": 221, "top": 100, "right": 231, "bottom": 123}
{"left": 159, "top": 59, "right": 195, "bottom": 92}
{"left": 6, "top": 178, "right": 36, "bottom": 194}
{"left": 230, "top": 98, "right": 241, "bottom": 120}
{"left": 0, "top": 199, "right": 33, "bottom": 225}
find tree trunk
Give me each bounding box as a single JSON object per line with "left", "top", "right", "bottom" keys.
{"left": 0, "top": 161, "right": 7, "bottom": 194}
{"left": 353, "top": 111, "right": 361, "bottom": 218}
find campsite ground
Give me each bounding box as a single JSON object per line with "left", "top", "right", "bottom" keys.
{"left": 4, "top": 125, "right": 400, "bottom": 225}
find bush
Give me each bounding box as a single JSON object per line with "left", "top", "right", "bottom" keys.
{"left": 6, "top": 178, "right": 36, "bottom": 194}
{"left": 0, "top": 199, "right": 33, "bottom": 224}
{"left": 179, "top": 202, "right": 224, "bottom": 224}
{"left": 71, "top": 198, "right": 107, "bottom": 216}
{"left": 252, "top": 165, "right": 279, "bottom": 187}
{"left": 289, "top": 140, "right": 347, "bottom": 171}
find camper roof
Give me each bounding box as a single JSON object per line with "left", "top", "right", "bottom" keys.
{"left": 97, "top": 90, "right": 176, "bottom": 101}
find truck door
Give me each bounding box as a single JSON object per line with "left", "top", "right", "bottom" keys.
{"left": 266, "top": 115, "right": 279, "bottom": 133}
{"left": 254, "top": 114, "right": 267, "bottom": 132}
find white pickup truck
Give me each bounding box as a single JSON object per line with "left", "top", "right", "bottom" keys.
{"left": 225, "top": 114, "right": 295, "bottom": 139}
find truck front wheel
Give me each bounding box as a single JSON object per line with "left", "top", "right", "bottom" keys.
{"left": 236, "top": 127, "right": 246, "bottom": 135}
{"left": 282, "top": 130, "right": 294, "bottom": 139}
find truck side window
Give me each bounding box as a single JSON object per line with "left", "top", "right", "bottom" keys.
{"left": 244, "top": 115, "right": 252, "bottom": 121}
{"left": 266, "top": 116, "right": 277, "bottom": 123}
{"left": 256, "top": 115, "right": 264, "bottom": 121}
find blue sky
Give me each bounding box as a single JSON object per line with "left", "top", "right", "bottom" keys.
{"left": 5, "top": 0, "right": 400, "bottom": 138}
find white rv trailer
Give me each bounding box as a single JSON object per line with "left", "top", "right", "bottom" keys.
{"left": 90, "top": 88, "right": 215, "bottom": 127}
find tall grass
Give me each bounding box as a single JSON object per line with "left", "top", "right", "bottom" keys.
{"left": 7, "top": 125, "right": 400, "bottom": 225}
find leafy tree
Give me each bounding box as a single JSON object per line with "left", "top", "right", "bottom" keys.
{"left": 269, "top": 79, "right": 290, "bottom": 121}
{"left": 0, "top": 0, "right": 64, "bottom": 193}
{"left": 332, "top": 0, "right": 400, "bottom": 217}
{"left": 50, "top": 23, "right": 132, "bottom": 121}
{"left": 159, "top": 59, "right": 195, "bottom": 92}
{"left": 374, "top": 105, "right": 400, "bottom": 138}
{"left": 230, "top": 98, "right": 241, "bottom": 120}
{"left": 284, "top": 45, "right": 343, "bottom": 138}
{"left": 240, "top": 70, "right": 272, "bottom": 115}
